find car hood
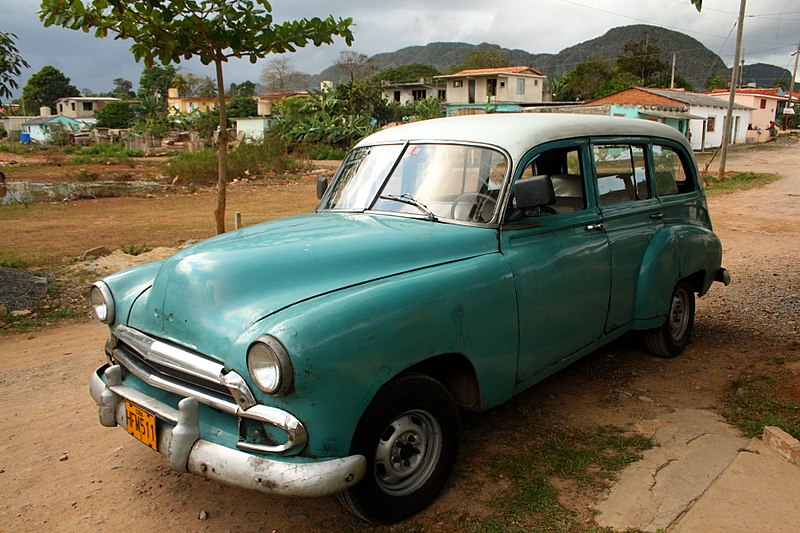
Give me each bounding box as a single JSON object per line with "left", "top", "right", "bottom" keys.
{"left": 127, "top": 212, "right": 498, "bottom": 358}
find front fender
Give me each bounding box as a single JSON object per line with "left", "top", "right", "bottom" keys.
{"left": 250, "top": 253, "right": 518, "bottom": 458}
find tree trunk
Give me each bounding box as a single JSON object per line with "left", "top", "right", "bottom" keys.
{"left": 214, "top": 57, "right": 228, "bottom": 234}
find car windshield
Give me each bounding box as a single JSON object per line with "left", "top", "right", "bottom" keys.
{"left": 319, "top": 143, "right": 509, "bottom": 223}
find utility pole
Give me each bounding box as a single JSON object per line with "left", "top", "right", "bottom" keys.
{"left": 717, "top": 0, "right": 746, "bottom": 182}
{"left": 783, "top": 37, "right": 800, "bottom": 130}
{"left": 671, "top": 52, "right": 677, "bottom": 89}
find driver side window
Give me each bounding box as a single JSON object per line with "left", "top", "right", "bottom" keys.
{"left": 521, "top": 146, "right": 587, "bottom": 214}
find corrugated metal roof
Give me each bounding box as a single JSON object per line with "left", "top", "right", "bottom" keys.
{"left": 640, "top": 88, "right": 753, "bottom": 109}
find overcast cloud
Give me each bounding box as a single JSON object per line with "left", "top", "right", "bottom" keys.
{"left": 3, "top": 0, "right": 798, "bottom": 98}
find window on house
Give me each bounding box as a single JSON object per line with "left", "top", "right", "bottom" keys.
{"left": 393, "top": 91, "right": 401, "bottom": 102}
{"left": 706, "top": 117, "right": 716, "bottom": 132}
{"left": 593, "top": 144, "right": 650, "bottom": 205}
{"left": 58, "top": 104, "right": 63, "bottom": 112}
{"left": 71, "top": 103, "right": 76, "bottom": 111}
{"left": 82, "top": 102, "right": 93, "bottom": 111}
{"left": 760, "top": 99, "right": 767, "bottom": 109}
{"left": 412, "top": 89, "right": 427, "bottom": 101}
{"left": 453, "top": 80, "right": 463, "bottom": 88}
{"left": 438, "top": 89, "right": 446, "bottom": 101}
{"left": 534, "top": 80, "right": 539, "bottom": 86}
{"left": 516, "top": 79, "right": 525, "bottom": 95}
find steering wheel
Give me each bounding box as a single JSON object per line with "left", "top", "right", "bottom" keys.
{"left": 450, "top": 192, "right": 497, "bottom": 222}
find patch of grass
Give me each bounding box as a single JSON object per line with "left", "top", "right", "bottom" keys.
{"left": 702, "top": 172, "right": 780, "bottom": 195}
{"left": 724, "top": 375, "right": 800, "bottom": 440}
{"left": 120, "top": 243, "right": 151, "bottom": 256}
{"left": 0, "top": 251, "right": 29, "bottom": 269}
{"left": 67, "top": 142, "right": 144, "bottom": 164}
{"left": 467, "top": 428, "right": 653, "bottom": 532}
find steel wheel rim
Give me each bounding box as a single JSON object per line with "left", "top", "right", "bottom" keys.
{"left": 669, "top": 287, "right": 690, "bottom": 341}
{"left": 373, "top": 409, "right": 442, "bottom": 496}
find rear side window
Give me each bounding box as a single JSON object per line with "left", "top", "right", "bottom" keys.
{"left": 593, "top": 144, "right": 649, "bottom": 206}
{"left": 652, "top": 145, "right": 694, "bottom": 196}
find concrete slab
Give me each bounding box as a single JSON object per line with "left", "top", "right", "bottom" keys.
{"left": 594, "top": 409, "right": 749, "bottom": 532}
{"left": 671, "top": 437, "right": 800, "bottom": 532}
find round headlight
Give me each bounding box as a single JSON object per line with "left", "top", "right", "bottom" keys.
{"left": 89, "top": 282, "right": 115, "bottom": 324}
{"left": 247, "top": 336, "right": 293, "bottom": 395}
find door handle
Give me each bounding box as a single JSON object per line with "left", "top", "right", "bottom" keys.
{"left": 585, "top": 222, "right": 604, "bottom": 231}
{"left": 649, "top": 212, "right": 664, "bottom": 220}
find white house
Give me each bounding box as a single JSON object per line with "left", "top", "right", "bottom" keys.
{"left": 380, "top": 79, "right": 445, "bottom": 106}
{"left": 21, "top": 114, "right": 83, "bottom": 142}
{"left": 706, "top": 87, "right": 784, "bottom": 142}
{"left": 434, "top": 66, "right": 546, "bottom": 115}
{"left": 590, "top": 88, "right": 752, "bottom": 151}
{"left": 55, "top": 96, "right": 120, "bottom": 119}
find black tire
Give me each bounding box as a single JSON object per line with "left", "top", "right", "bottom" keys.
{"left": 338, "top": 373, "right": 459, "bottom": 524}
{"left": 645, "top": 280, "right": 695, "bottom": 358}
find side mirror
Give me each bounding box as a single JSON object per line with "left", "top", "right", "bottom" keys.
{"left": 514, "top": 175, "right": 555, "bottom": 209}
{"left": 316, "top": 176, "right": 329, "bottom": 200}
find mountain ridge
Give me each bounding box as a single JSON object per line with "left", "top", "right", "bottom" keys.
{"left": 310, "top": 24, "right": 794, "bottom": 92}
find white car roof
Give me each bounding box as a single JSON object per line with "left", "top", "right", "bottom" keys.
{"left": 356, "top": 113, "right": 692, "bottom": 166}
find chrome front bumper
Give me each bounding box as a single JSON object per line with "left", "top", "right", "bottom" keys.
{"left": 90, "top": 365, "right": 366, "bottom": 497}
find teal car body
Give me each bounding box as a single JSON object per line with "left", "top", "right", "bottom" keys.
{"left": 89, "top": 113, "right": 728, "bottom": 523}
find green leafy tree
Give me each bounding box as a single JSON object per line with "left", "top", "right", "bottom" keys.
{"left": 565, "top": 58, "right": 614, "bottom": 101}
{"left": 227, "top": 96, "right": 258, "bottom": 117}
{"left": 95, "top": 101, "right": 135, "bottom": 128}
{"left": 596, "top": 72, "right": 640, "bottom": 99}
{"left": 705, "top": 74, "right": 728, "bottom": 91}
{"left": 455, "top": 48, "right": 509, "bottom": 71}
{"left": 377, "top": 64, "right": 439, "bottom": 83}
{"left": 41, "top": 0, "right": 353, "bottom": 234}
{"left": 229, "top": 80, "right": 256, "bottom": 96}
{"left": 21, "top": 65, "right": 79, "bottom": 114}
{"left": 0, "top": 32, "right": 30, "bottom": 106}
{"left": 110, "top": 77, "right": 135, "bottom": 99}
{"left": 616, "top": 31, "right": 669, "bottom": 86}
{"left": 138, "top": 65, "right": 177, "bottom": 102}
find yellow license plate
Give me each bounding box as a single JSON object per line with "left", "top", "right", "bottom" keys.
{"left": 125, "top": 400, "right": 158, "bottom": 451}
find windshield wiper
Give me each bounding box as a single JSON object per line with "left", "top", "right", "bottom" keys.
{"left": 379, "top": 194, "right": 438, "bottom": 221}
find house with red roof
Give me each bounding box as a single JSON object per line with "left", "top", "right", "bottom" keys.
{"left": 434, "top": 66, "right": 547, "bottom": 116}
{"left": 706, "top": 87, "right": 785, "bottom": 140}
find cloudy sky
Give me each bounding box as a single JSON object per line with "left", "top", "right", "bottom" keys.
{"left": 3, "top": 0, "right": 799, "bottom": 97}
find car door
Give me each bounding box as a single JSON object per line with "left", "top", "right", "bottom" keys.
{"left": 500, "top": 140, "right": 612, "bottom": 385}
{"left": 590, "top": 138, "right": 664, "bottom": 332}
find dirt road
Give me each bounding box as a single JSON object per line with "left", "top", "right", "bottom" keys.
{"left": 1, "top": 140, "right": 798, "bottom": 532}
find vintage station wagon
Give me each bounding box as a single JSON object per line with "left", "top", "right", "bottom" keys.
{"left": 89, "top": 114, "right": 729, "bottom": 523}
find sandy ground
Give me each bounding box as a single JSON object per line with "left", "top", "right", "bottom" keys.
{"left": 0, "top": 140, "right": 798, "bottom": 532}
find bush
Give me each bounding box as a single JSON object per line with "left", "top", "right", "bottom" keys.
{"left": 67, "top": 141, "right": 144, "bottom": 164}
{"left": 95, "top": 101, "right": 135, "bottom": 129}
{"left": 163, "top": 149, "right": 218, "bottom": 184}
{"left": 163, "top": 134, "right": 299, "bottom": 185}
